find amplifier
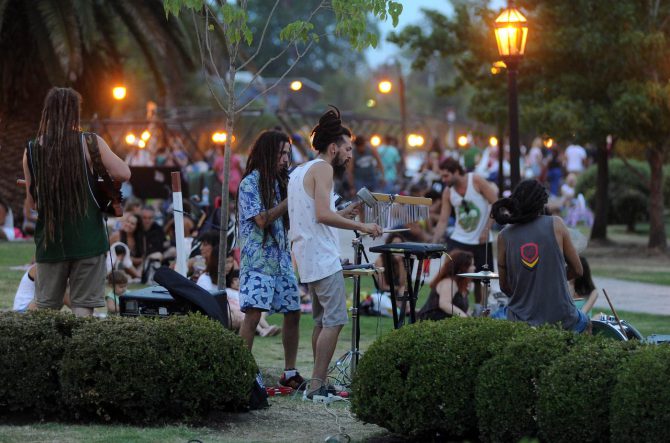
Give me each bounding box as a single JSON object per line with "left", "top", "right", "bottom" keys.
{"left": 120, "top": 286, "right": 193, "bottom": 318}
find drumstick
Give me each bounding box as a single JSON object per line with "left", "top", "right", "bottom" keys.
{"left": 602, "top": 289, "right": 627, "bottom": 339}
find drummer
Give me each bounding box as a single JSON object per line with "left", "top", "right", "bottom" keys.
{"left": 490, "top": 179, "right": 590, "bottom": 333}
{"left": 418, "top": 250, "right": 475, "bottom": 320}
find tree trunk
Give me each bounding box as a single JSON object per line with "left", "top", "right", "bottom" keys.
{"left": 217, "top": 68, "right": 236, "bottom": 290}
{"left": 0, "top": 109, "right": 40, "bottom": 219}
{"left": 646, "top": 146, "right": 667, "bottom": 252}
{"left": 590, "top": 142, "right": 609, "bottom": 241}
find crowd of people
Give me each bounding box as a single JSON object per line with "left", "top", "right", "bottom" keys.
{"left": 12, "top": 86, "right": 604, "bottom": 400}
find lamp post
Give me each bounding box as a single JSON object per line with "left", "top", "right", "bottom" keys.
{"left": 378, "top": 61, "right": 407, "bottom": 152}
{"left": 494, "top": 2, "right": 528, "bottom": 191}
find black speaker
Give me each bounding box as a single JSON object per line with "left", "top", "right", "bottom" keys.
{"left": 120, "top": 286, "right": 193, "bottom": 318}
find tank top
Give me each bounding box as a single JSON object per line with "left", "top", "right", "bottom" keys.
{"left": 29, "top": 133, "right": 108, "bottom": 262}
{"left": 418, "top": 285, "right": 469, "bottom": 321}
{"left": 450, "top": 173, "right": 492, "bottom": 245}
{"left": 501, "top": 215, "right": 579, "bottom": 329}
{"left": 288, "top": 159, "right": 341, "bottom": 283}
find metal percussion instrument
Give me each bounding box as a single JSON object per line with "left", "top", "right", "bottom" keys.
{"left": 457, "top": 270, "right": 500, "bottom": 280}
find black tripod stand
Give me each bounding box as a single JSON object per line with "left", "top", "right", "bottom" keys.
{"left": 329, "top": 232, "right": 379, "bottom": 387}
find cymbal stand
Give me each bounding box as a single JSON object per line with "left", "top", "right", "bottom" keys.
{"left": 330, "top": 233, "right": 365, "bottom": 387}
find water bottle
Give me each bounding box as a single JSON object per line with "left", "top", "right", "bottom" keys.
{"left": 201, "top": 187, "right": 210, "bottom": 206}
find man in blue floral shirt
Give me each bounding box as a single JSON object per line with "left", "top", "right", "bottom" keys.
{"left": 238, "top": 130, "right": 304, "bottom": 390}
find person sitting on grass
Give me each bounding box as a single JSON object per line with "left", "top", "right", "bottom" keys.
{"left": 569, "top": 255, "right": 599, "bottom": 317}
{"left": 13, "top": 264, "right": 71, "bottom": 312}
{"left": 418, "top": 250, "right": 475, "bottom": 320}
{"left": 371, "top": 232, "right": 407, "bottom": 317}
{"left": 195, "top": 233, "right": 280, "bottom": 337}
{"left": 106, "top": 270, "right": 129, "bottom": 314}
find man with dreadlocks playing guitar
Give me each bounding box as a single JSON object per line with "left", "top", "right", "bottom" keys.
{"left": 237, "top": 130, "right": 307, "bottom": 391}
{"left": 22, "top": 87, "right": 130, "bottom": 317}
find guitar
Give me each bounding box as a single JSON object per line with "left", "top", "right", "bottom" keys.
{"left": 83, "top": 132, "right": 123, "bottom": 217}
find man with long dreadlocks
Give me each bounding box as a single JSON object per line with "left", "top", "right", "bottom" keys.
{"left": 288, "top": 107, "right": 382, "bottom": 399}
{"left": 491, "top": 179, "right": 590, "bottom": 333}
{"left": 22, "top": 87, "right": 130, "bottom": 317}
{"left": 237, "top": 130, "right": 306, "bottom": 390}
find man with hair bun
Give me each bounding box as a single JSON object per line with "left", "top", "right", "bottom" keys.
{"left": 491, "top": 179, "right": 590, "bottom": 333}
{"left": 288, "top": 106, "right": 383, "bottom": 399}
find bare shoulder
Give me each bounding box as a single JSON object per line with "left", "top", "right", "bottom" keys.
{"left": 308, "top": 160, "right": 333, "bottom": 180}
{"left": 436, "top": 278, "right": 454, "bottom": 294}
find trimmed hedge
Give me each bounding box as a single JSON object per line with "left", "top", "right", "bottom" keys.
{"left": 0, "top": 310, "right": 90, "bottom": 417}
{"left": 475, "top": 327, "right": 582, "bottom": 443}
{"left": 351, "top": 318, "right": 531, "bottom": 439}
{"left": 611, "top": 345, "right": 670, "bottom": 443}
{"left": 60, "top": 313, "right": 256, "bottom": 423}
{"left": 537, "top": 340, "right": 639, "bottom": 443}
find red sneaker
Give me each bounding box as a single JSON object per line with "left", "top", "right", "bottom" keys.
{"left": 279, "top": 372, "right": 307, "bottom": 391}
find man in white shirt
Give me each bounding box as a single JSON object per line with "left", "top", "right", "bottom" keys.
{"left": 564, "top": 143, "right": 588, "bottom": 174}
{"left": 288, "top": 107, "right": 382, "bottom": 398}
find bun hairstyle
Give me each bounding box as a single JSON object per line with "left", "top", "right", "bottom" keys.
{"left": 491, "top": 179, "right": 548, "bottom": 225}
{"left": 311, "top": 105, "right": 352, "bottom": 153}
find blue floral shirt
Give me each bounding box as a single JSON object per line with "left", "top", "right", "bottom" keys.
{"left": 238, "top": 170, "right": 293, "bottom": 276}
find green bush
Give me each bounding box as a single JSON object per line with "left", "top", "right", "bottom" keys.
{"left": 0, "top": 310, "right": 89, "bottom": 417}
{"left": 60, "top": 313, "right": 256, "bottom": 423}
{"left": 537, "top": 340, "right": 639, "bottom": 443}
{"left": 610, "top": 345, "right": 670, "bottom": 443}
{"left": 351, "top": 318, "right": 531, "bottom": 439}
{"left": 475, "top": 327, "right": 582, "bottom": 443}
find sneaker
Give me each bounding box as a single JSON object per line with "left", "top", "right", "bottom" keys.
{"left": 305, "top": 385, "right": 328, "bottom": 400}
{"left": 279, "top": 371, "right": 307, "bottom": 391}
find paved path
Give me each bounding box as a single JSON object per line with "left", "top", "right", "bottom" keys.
{"left": 592, "top": 277, "right": 670, "bottom": 316}
{"left": 338, "top": 230, "right": 670, "bottom": 316}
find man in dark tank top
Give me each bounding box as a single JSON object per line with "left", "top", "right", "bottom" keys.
{"left": 490, "top": 179, "right": 591, "bottom": 333}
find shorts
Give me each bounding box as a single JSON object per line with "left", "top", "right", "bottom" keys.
{"left": 239, "top": 270, "right": 299, "bottom": 314}
{"left": 309, "top": 270, "right": 348, "bottom": 327}
{"left": 36, "top": 254, "right": 106, "bottom": 309}
{"left": 491, "top": 306, "right": 591, "bottom": 334}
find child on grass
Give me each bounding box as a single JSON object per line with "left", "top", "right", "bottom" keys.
{"left": 106, "top": 270, "right": 129, "bottom": 314}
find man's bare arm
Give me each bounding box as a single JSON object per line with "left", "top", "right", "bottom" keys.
{"left": 253, "top": 198, "right": 288, "bottom": 230}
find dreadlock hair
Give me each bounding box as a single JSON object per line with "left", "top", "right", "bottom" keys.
{"left": 430, "top": 249, "right": 474, "bottom": 294}
{"left": 33, "top": 87, "right": 86, "bottom": 244}
{"left": 310, "top": 105, "right": 352, "bottom": 153}
{"left": 242, "top": 129, "right": 291, "bottom": 245}
{"left": 573, "top": 255, "right": 596, "bottom": 297}
{"left": 491, "top": 179, "right": 548, "bottom": 225}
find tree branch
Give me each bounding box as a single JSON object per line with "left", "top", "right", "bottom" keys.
{"left": 238, "top": 0, "right": 281, "bottom": 71}
{"left": 235, "top": 40, "right": 316, "bottom": 114}
{"left": 192, "top": 10, "right": 228, "bottom": 113}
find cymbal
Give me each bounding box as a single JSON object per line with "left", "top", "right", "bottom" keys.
{"left": 457, "top": 270, "right": 499, "bottom": 280}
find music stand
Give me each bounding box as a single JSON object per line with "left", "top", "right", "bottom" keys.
{"left": 329, "top": 234, "right": 381, "bottom": 387}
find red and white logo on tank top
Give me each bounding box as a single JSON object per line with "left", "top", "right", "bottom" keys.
{"left": 520, "top": 243, "right": 539, "bottom": 270}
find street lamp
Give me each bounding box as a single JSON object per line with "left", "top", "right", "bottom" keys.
{"left": 289, "top": 80, "right": 303, "bottom": 91}
{"left": 494, "top": 1, "right": 528, "bottom": 190}
{"left": 112, "top": 86, "right": 127, "bottom": 100}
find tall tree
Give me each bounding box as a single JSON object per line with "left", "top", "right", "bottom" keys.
{"left": 391, "top": 0, "right": 668, "bottom": 251}
{"left": 163, "top": 0, "right": 403, "bottom": 287}
{"left": 0, "top": 0, "right": 195, "bottom": 213}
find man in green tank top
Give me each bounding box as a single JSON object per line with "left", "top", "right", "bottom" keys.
{"left": 22, "top": 87, "right": 130, "bottom": 317}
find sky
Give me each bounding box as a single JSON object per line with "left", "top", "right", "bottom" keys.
{"left": 365, "top": 0, "right": 454, "bottom": 67}
{"left": 366, "top": 0, "right": 506, "bottom": 67}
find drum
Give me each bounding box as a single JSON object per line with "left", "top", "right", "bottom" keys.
{"left": 591, "top": 317, "right": 643, "bottom": 341}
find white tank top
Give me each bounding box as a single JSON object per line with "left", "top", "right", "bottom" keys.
{"left": 288, "top": 159, "right": 341, "bottom": 283}
{"left": 450, "top": 173, "right": 493, "bottom": 245}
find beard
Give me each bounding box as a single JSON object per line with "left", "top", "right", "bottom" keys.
{"left": 332, "top": 152, "right": 348, "bottom": 179}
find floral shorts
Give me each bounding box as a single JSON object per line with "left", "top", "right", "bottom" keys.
{"left": 239, "top": 270, "right": 299, "bottom": 314}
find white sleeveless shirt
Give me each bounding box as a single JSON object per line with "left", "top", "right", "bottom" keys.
{"left": 449, "top": 173, "right": 493, "bottom": 245}
{"left": 288, "top": 159, "right": 341, "bottom": 283}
